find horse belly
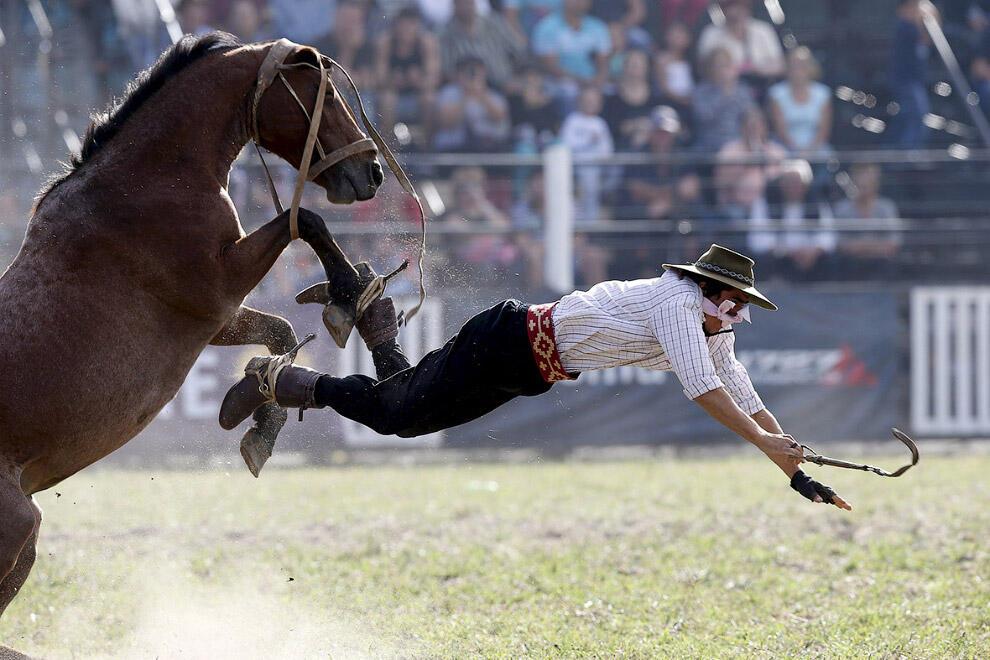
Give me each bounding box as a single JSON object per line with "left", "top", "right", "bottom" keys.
{"left": 0, "top": 274, "right": 223, "bottom": 492}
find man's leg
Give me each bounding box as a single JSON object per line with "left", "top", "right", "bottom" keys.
{"left": 313, "top": 300, "right": 550, "bottom": 437}
{"left": 221, "top": 300, "right": 549, "bottom": 437}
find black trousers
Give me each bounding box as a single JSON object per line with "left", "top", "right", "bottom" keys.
{"left": 314, "top": 299, "right": 552, "bottom": 437}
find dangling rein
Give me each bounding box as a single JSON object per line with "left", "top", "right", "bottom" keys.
{"left": 250, "top": 38, "right": 428, "bottom": 324}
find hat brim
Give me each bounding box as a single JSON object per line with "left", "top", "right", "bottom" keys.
{"left": 662, "top": 263, "right": 778, "bottom": 311}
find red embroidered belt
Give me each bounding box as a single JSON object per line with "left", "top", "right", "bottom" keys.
{"left": 526, "top": 302, "right": 577, "bottom": 383}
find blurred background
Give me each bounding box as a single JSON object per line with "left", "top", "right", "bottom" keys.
{"left": 0, "top": 0, "right": 987, "bottom": 463}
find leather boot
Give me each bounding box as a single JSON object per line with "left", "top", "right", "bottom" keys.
{"left": 219, "top": 356, "right": 326, "bottom": 430}
{"left": 297, "top": 260, "right": 409, "bottom": 349}
{"left": 296, "top": 261, "right": 383, "bottom": 349}
{"left": 357, "top": 296, "right": 412, "bottom": 378}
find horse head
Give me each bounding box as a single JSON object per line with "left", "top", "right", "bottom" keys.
{"left": 251, "top": 40, "right": 384, "bottom": 204}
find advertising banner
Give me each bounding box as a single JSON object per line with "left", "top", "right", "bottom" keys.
{"left": 120, "top": 287, "right": 904, "bottom": 462}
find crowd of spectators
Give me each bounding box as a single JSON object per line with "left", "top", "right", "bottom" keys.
{"left": 1, "top": 0, "right": 983, "bottom": 286}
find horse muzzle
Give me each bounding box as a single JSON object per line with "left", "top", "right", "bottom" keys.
{"left": 325, "top": 156, "right": 383, "bottom": 203}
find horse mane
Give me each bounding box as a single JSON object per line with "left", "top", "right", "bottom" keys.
{"left": 35, "top": 31, "right": 242, "bottom": 207}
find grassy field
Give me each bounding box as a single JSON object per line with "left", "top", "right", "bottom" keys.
{"left": 1, "top": 454, "right": 988, "bottom": 658}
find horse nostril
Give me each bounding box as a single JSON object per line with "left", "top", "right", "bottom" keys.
{"left": 369, "top": 161, "right": 384, "bottom": 187}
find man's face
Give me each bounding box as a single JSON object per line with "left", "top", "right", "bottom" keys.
{"left": 335, "top": 4, "right": 366, "bottom": 41}
{"left": 454, "top": 0, "right": 475, "bottom": 21}
{"left": 710, "top": 287, "right": 750, "bottom": 316}
{"left": 564, "top": 0, "right": 590, "bottom": 17}
{"left": 723, "top": 0, "right": 752, "bottom": 22}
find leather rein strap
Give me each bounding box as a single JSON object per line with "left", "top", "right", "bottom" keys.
{"left": 251, "top": 39, "right": 428, "bottom": 323}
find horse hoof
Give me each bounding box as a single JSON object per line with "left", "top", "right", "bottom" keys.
{"left": 240, "top": 427, "right": 274, "bottom": 478}
{"left": 323, "top": 303, "right": 356, "bottom": 349}
{"left": 295, "top": 281, "right": 332, "bottom": 306}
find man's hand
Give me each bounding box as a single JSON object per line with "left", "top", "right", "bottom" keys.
{"left": 754, "top": 431, "right": 805, "bottom": 468}
{"left": 790, "top": 470, "right": 853, "bottom": 511}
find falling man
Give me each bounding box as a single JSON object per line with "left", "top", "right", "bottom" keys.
{"left": 220, "top": 229, "right": 851, "bottom": 510}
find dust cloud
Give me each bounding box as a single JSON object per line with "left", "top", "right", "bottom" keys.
{"left": 106, "top": 571, "right": 398, "bottom": 659}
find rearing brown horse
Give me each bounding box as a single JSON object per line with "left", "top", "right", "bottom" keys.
{"left": 0, "top": 32, "right": 382, "bottom": 630}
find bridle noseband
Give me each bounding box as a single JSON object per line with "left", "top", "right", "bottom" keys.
{"left": 250, "top": 38, "right": 427, "bottom": 323}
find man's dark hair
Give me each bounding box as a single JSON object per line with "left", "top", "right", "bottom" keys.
{"left": 456, "top": 55, "right": 486, "bottom": 73}
{"left": 676, "top": 269, "right": 734, "bottom": 298}
{"left": 396, "top": 6, "right": 422, "bottom": 21}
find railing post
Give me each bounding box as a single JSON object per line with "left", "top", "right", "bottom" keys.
{"left": 543, "top": 143, "right": 574, "bottom": 293}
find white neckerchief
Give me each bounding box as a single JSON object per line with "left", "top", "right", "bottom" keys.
{"left": 702, "top": 297, "right": 751, "bottom": 330}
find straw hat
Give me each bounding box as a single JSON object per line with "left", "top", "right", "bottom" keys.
{"left": 663, "top": 244, "right": 777, "bottom": 310}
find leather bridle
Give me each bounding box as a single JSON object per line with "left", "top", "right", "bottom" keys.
{"left": 250, "top": 39, "right": 427, "bottom": 323}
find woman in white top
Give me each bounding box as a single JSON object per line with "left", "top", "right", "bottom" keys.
{"left": 654, "top": 21, "right": 695, "bottom": 106}
{"left": 767, "top": 47, "right": 833, "bottom": 158}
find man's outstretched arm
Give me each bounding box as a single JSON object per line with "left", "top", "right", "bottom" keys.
{"left": 693, "top": 388, "right": 802, "bottom": 468}
{"left": 693, "top": 389, "right": 852, "bottom": 510}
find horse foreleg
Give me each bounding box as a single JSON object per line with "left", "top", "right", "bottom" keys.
{"left": 220, "top": 208, "right": 359, "bottom": 300}
{"left": 211, "top": 306, "right": 298, "bottom": 477}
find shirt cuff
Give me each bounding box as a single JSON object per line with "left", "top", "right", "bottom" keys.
{"left": 682, "top": 375, "right": 725, "bottom": 401}
{"left": 737, "top": 396, "right": 766, "bottom": 416}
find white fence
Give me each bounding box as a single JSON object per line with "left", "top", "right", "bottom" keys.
{"left": 911, "top": 287, "right": 990, "bottom": 435}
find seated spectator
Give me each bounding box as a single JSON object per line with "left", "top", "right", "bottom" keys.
{"left": 177, "top": 0, "right": 217, "bottom": 35}
{"left": 623, "top": 106, "right": 707, "bottom": 221}
{"left": 509, "top": 171, "right": 548, "bottom": 287}
{"left": 833, "top": 163, "right": 902, "bottom": 259}
{"left": 693, "top": 47, "right": 755, "bottom": 153}
{"left": 433, "top": 57, "right": 512, "bottom": 152}
{"left": 224, "top": 0, "right": 272, "bottom": 42}
{"left": 442, "top": 167, "right": 525, "bottom": 282}
{"left": 749, "top": 159, "right": 836, "bottom": 276}
{"left": 504, "top": 0, "right": 562, "bottom": 39}
{"left": 0, "top": 192, "right": 23, "bottom": 267}
{"left": 642, "top": 0, "right": 710, "bottom": 43}
{"left": 416, "top": 0, "right": 490, "bottom": 28}
{"left": 375, "top": 7, "right": 441, "bottom": 136}
{"left": 715, "top": 167, "right": 768, "bottom": 223}
{"left": 532, "top": 0, "right": 612, "bottom": 107}
{"left": 560, "top": 85, "right": 614, "bottom": 222}
{"left": 698, "top": 0, "right": 784, "bottom": 91}
{"left": 887, "top": 0, "right": 935, "bottom": 148}
{"left": 315, "top": 1, "right": 377, "bottom": 90}
{"left": 654, "top": 21, "right": 696, "bottom": 109}
{"left": 768, "top": 47, "right": 833, "bottom": 159}
{"left": 510, "top": 170, "right": 609, "bottom": 285}
{"left": 971, "top": 32, "right": 990, "bottom": 108}
{"left": 440, "top": 0, "right": 526, "bottom": 91}
{"left": 269, "top": 0, "right": 334, "bottom": 45}
{"left": 603, "top": 49, "right": 663, "bottom": 151}
{"left": 968, "top": 9, "right": 990, "bottom": 115}
{"left": 715, "top": 107, "right": 787, "bottom": 208}
{"left": 591, "top": 0, "right": 649, "bottom": 50}
{"left": 508, "top": 65, "right": 563, "bottom": 150}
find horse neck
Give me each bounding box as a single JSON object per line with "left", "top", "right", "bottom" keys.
{"left": 113, "top": 49, "right": 261, "bottom": 190}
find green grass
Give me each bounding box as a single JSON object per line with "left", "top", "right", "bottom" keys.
{"left": 2, "top": 455, "right": 988, "bottom": 658}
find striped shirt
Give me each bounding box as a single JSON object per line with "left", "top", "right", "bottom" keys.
{"left": 551, "top": 270, "right": 765, "bottom": 414}
{"left": 439, "top": 14, "right": 526, "bottom": 88}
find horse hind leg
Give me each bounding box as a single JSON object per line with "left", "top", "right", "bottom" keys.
{"left": 212, "top": 306, "right": 301, "bottom": 477}
{"left": 0, "top": 526, "right": 38, "bottom": 615}
{"left": 0, "top": 477, "right": 41, "bottom": 622}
